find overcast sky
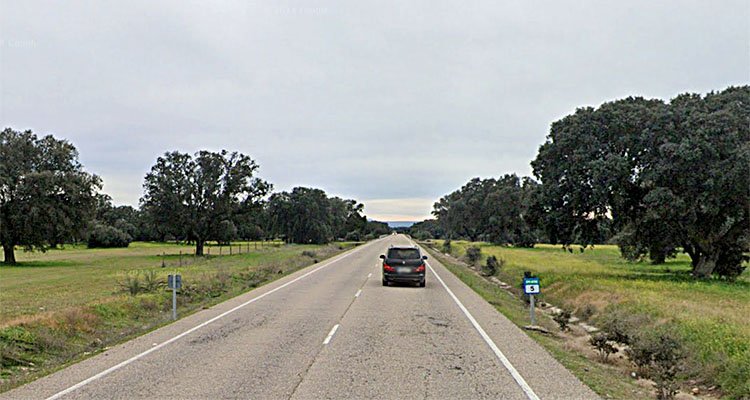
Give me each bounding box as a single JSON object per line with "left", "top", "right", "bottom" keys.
{"left": 1, "top": 1, "right": 748, "bottom": 221}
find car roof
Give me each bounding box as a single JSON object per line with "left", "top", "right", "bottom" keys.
{"left": 388, "top": 246, "right": 419, "bottom": 250}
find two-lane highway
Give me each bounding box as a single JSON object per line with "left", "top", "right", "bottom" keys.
{"left": 2, "top": 235, "right": 598, "bottom": 399}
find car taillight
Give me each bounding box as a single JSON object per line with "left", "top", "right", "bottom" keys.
{"left": 415, "top": 264, "right": 425, "bottom": 273}
{"left": 383, "top": 264, "right": 395, "bottom": 272}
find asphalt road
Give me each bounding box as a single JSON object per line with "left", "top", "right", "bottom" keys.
{"left": 3, "top": 235, "right": 598, "bottom": 400}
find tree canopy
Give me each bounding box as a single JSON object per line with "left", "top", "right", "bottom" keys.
{"left": 531, "top": 86, "right": 750, "bottom": 278}
{"left": 266, "top": 187, "right": 368, "bottom": 244}
{"left": 431, "top": 174, "right": 540, "bottom": 246}
{"left": 0, "top": 128, "right": 101, "bottom": 264}
{"left": 140, "top": 150, "right": 271, "bottom": 255}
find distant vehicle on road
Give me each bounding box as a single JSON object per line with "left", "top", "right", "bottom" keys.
{"left": 380, "top": 246, "right": 428, "bottom": 287}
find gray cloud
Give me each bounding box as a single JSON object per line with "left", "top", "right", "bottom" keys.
{"left": 2, "top": 0, "right": 748, "bottom": 221}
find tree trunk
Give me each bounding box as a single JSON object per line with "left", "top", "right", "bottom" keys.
{"left": 692, "top": 251, "right": 719, "bottom": 279}
{"left": 196, "top": 239, "right": 204, "bottom": 256}
{"left": 683, "top": 242, "right": 699, "bottom": 268}
{"left": 3, "top": 243, "right": 16, "bottom": 265}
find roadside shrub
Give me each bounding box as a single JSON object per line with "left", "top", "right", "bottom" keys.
{"left": 141, "top": 270, "right": 164, "bottom": 293}
{"left": 553, "top": 309, "right": 572, "bottom": 332}
{"left": 589, "top": 332, "right": 617, "bottom": 362}
{"left": 59, "top": 309, "right": 100, "bottom": 334}
{"left": 577, "top": 304, "right": 597, "bottom": 322}
{"left": 301, "top": 250, "right": 317, "bottom": 258}
{"left": 465, "top": 246, "right": 482, "bottom": 265}
{"left": 33, "top": 326, "right": 66, "bottom": 353}
{"left": 234, "top": 269, "right": 269, "bottom": 289}
{"left": 625, "top": 328, "right": 686, "bottom": 400}
{"left": 139, "top": 296, "right": 159, "bottom": 313}
{"left": 344, "top": 231, "right": 360, "bottom": 241}
{"left": 442, "top": 239, "right": 452, "bottom": 254}
{"left": 599, "top": 305, "right": 655, "bottom": 346}
{"left": 117, "top": 270, "right": 163, "bottom": 296}
{"left": 482, "top": 255, "right": 504, "bottom": 276}
{"left": 87, "top": 223, "right": 132, "bottom": 248}
{"left": 119, "top": 270, "right": 143, "bottom": 296}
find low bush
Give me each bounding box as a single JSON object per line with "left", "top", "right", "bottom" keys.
{"left": 118, "top": 270, "right": 163, "bottom": 296}
{"left": 577, "top": 304, "right": 597, "bottom": 322}
{"left": 442, "top": 239, "right": 452, "bottom": 254}
{"left": 599, "top": 305, "right": 655, "bottom": 346}
{"left": 590, "top": 332, "right": 617, "bottom": 362}
{"left": 626, "top": 328, "right": 686, "bottom": 400}
{"left": 553, "top": 309, "right": 572, "bottom": 331}
{"left": 301, "top": 250, "right": 317, "bottom": 258}
{"left": 482, "top": 255, "right": 503, "bottom": 276}
{"left": 87, "top": 223, "right": 132, "bottom": 248}
{"left": 465, "top": 246, "right": 482, "bottom": 266}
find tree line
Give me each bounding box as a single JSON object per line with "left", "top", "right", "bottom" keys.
{"left": 411, "top": 86, "right": 749, "bottom": 279}
{"left": 0, "top": 129, "right": 390, "bottom": 263}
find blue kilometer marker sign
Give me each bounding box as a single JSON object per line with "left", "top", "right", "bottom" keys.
{"left": 523, "top": 277, "right": 540, "bottom": 294}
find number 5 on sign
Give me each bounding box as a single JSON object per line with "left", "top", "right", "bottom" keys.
{"left": 523, "top": 277, "right": 540, "bottom": 294}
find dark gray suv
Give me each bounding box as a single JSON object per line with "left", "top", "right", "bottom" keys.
{"left": 379, "top": 246, "right": 428, "bottom": 287}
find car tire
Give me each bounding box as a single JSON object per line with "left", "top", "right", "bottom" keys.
{"left": 382, "top": 278, "right": 389, "bottom": 286}
{"left": 419, "top": 280, "right": 426, "bottom": 288}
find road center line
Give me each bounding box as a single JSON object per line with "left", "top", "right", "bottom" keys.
{"left": 45, "top": 240, "right": 380, "bottom": 400}
{"left": 367, "top": 272, "right": 372, "bottom": 278}
{"left": 322, "top": 324, "right": 340, "bottom": 345}
{"left": 427, "top": 262, "right": 541, "bottom": 400}
{"left": 354, "top": 289, "right": 362, "bottom": 297}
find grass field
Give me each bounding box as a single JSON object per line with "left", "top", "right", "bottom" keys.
{"left": 0, "top": 241, "right": 356, "bottom": 391}
{"left": 425, "top": 240, "right": 750, "bottom": 399}
{"left": 0, "top": 241, "right": 313, "bottom": 326}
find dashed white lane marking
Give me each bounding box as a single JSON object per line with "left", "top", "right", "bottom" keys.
{"left": 45, "top": 239, "right": 385, "bottom": 400}
{"left": 355, "top": 289, "right": 362, "bottom": 298}
{"left": 427, "top": 262, "right": 541, "bottom": 400}
{"left": 367, "top": 272, "right": 372, "bottom": 278}
{"left": 323, "top": 324, "right": 340, "bottom": 345}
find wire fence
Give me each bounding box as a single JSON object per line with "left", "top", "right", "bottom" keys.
{"left": 159, "top": 240, "right": 284, "bottom": 268}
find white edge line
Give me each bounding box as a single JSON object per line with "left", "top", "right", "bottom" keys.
{"left": 322, "top": 324, "right": 340, "bottom": 345}
{"left": 354, "top": 289, "right": 362, "bottom": 298}
{"left": 46, "top": 241, "right": 378, "bottom": 400}
{"left": 426, "top": 261, "right": 541, "bottom": 400}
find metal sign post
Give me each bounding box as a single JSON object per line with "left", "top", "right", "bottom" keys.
{"left": 168, "top": 274, "right": 182, "bottom": 320}
{"left": 523, "top": 276, "right": 541, "bottom": 325}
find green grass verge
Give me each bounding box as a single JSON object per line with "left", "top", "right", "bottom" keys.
{"left": 0, "top": 241, "right": 358, "bottom": 392}
{"left": 424, "top": 240, "right": 750, "bottom": 399}
{"left": 424, "top": 246, "right": 651, "bottom": 399}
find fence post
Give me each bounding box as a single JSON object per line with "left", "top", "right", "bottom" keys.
{"left": 219, "top": 246, "right": 222, "bottom": 256}
{"left": 179, "top": 250, "right": 182, "bottom": 267}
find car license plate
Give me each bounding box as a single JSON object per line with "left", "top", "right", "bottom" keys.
{"left": 397, "top": 267, "right": 411, "bottom": 274}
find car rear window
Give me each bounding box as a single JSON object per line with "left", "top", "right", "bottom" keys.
{"left": 387, "top": 248, "right": 421, "bottom": 259}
